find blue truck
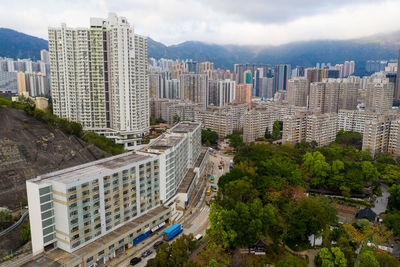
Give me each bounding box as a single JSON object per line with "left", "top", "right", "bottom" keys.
{"left": 163, "top": 224, "right": 182, "bottom": 241}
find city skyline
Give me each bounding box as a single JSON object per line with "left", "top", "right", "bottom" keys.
{"left": 1, "top": 0, "right": 400, "bottom": 46}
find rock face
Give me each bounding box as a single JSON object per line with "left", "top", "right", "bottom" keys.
{"left": 0, "top": 107, "right": 108, "bottom": 208}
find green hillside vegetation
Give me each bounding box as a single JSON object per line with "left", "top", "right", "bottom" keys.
{"left": 200, "top": 141, "right": 399, "bottom": 265}
{"left": 0, "top": 96, "right": 125, "bottom": 155}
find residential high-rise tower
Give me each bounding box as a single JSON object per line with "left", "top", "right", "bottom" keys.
{"left": 48, "top": 13, "right": 149, "bottom": 149}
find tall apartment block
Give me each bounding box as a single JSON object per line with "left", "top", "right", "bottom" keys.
{"left": 273, "top": 64, "right": 291, "bottom": 92}
{"left": 365, "top": 78, "right": 394, "bottom": 113}
{"left": 195, "top": 104, "right": 248, "bottom": 138}
{"left": 26, "top": 122, "right": 205, "bottom": 266}
{"left": 243, "top": 102, "right": 306, "bottom": 143}
{"left": 309, "top": 78, "right": 358, "bottom": 113}
{"left": 208, "top": 79, "right": 236, "bottom": 107}
{"left": 282, "top": 111, "right": 337, "bottom": 147}
{"left": 180, "top": 74, "right": 209, "bottom": 108}
{"left": 362, "top": 116, "right": 393, "bottom": 156}
{"left": 338, "top": 110, "right": 381, "bottom": 133}
{"left": 235, "top": 83, "right": 252, "bottom": 107}
{"left": 48, "top": 13, "right": 149, "bottom": 149}
{"left": 287, "top": 77, "right": 308, "bottom": 107}
{"left": 198, "top": 62, "right": 214, "bottom": 78}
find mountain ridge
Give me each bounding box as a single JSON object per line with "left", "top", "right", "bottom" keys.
{"left": 1, "top": 27, "right": 399, "bottom": 71}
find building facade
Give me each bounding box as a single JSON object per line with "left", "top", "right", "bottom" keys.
{"left": 27, "top": 122, "right": 203, "bottom": 266}
{"left": 48, "top": 13, "right": 149, "bottom": 149}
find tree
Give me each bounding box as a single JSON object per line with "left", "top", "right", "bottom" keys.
{"left": 173, "top": 115, "right": 181, "bottom": 124}
{"left": 335, "top": 130, "right": 362, "bottom": 148}
{"left": 388, "top": 184, "right": 400, "bottom": 211}
{"left": 272, "top": 120, "right": 282, "bottom": 140}
{"left": 20, "top": 222, "right": 31, "bottom": 241}
{"left": 360, "top": 161, "right": 378, "bottom": 183}
{"left": 0, "top": 210, "right": 13, "bottom": 230}
{"left": 357, "top": 250, "right": 379, "bottom": 267}
{"left": 303, "top": 152, "right": 330, "bottom": 187}
{"left": 383, "top": 210, "right": 400, "bottom": 237}
{"left": 207, "top": 199, "right": 277, "bottom": 248}
{"left": 381, "top": 164, "right": 400, "bottom": 185}
{"left": 276, "top": 255, "right": 307, "bottom": 267}
{"left": 201, "top": 129, "right": 218, "bottom": 145}
{"left": 219, "top": 179, "right": 259, "bottom": 209}
{"left": 264, "top": 127, "right": 272, "bottom": 139}
{"left": 191, "top": 242, "right": 230, "bottom": 267}
{"left": 374, "top": 251, "right": 399, "bottom": 267}
{"left": 286, "top": 198, "right": 337, "bottom": 248}
{"left": 226, "top": 134, "right": 243, "bottom": 149}
{"left": 316, "top": 247, "right": 347, "bottom": 267}
{"left": 146, "top": 234, "right": 199, "bottom": 267}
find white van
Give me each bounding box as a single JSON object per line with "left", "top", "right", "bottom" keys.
{"left": 195, "top": 234, "right": 203, "bottom": 241}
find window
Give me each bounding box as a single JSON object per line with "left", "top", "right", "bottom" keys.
{"left": 41, "top": 210, "right": 53, "bottom": 219}
{"left": 68, "top": 186, "right": 76, "bottom": 193}
{"left": 39, "top": 187, "right": 51, "bottom": 196}
{"left": 42, "top": 218, "right": 54, "bottom": 228}
{"left": 40, "top": 194, "right": 51, "bottom": 203}
{"left": 86, "top": 256, "right": 93, "bottom": 263}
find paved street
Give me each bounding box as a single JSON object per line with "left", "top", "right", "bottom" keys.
{"left": 372, "top": 184, "right": 389, "bottom": 215}
{"left": 115, "top": 148, "right": 232, "bottom": 266}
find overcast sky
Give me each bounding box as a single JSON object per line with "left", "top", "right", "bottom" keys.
{"left": 0, "top": 0, "right": 399, "bottom": 46}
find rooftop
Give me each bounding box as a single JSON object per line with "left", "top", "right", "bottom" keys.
{"left": 30, "top": 152, "right": 152, "bottom": 185}
{"left": 177, "top": 169, "right": 196, "bottom": 194}
{"left": 148, "top": 133, "right": 184, "bottom": 150}
{"left": 170, "top": 122, "right": 200, "bottom": 133}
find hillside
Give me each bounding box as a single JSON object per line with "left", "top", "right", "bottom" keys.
{"left": 148, "top": 37, "right": 400, "bottom": 71}
{"left": 0, "top": 107, "right": 107, "bottom": 208}
{"left": 0, "top": 28, "right": 48, "bottom": 60}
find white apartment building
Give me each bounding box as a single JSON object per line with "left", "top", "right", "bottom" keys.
{"left": 309, "top": 78, "right": 358, "bottom": 113}
{"left": 49, "top": 13, "right": 149, "bottom": 149}
{"left": 208, "top": 79, "right": 236, "bottom": 107}
{"left": 287, "top": 77, "right": 308, "bottom": 107}
{"left": 366, "top": 78, "right": 394, "bottom": 113}
{"left": 26, "top": 122, "right": 203, "bottom": 266}
{"left": 282, "top": 112, "right": 337, "bottom": 147}
{"left": 140, "top": 122, "right": 201, "bottom": 200}
{"left": 194, "top": 104, "right": 248, "bottom": 138}
{"left": 362, "top": 116, "right": 393, "bottom": 156}
{"left": 180, "top": 74, "right": 209, "bottom": 108}
{"left": 243, "top": 102, "right": 306, "bottom": 143}
{"left": 338, "top": 110, "right": 381, "bottom": 133}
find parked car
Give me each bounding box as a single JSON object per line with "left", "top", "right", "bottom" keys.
{"left": 195, "top": 234, "right": 203, "bottom": 240}
{"left": 130, "top": 257, "right": 141, "bottom": 265}
{"left": 153, "top": 240, "right": 164, "bottom": 248}
{"left": 142, "top": 249, "right": 153, "bottom": 258}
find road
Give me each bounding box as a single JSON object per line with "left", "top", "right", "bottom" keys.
{"left": 115, "top": 149, "right": 233, "bottom": 267}
{"left": 372, "top": 184, "right": 389, "bottom": 215}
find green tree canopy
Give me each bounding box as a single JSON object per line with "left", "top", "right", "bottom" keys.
{"left": 146, "top": 234, "right": 198, "bottom": 267}
{"left": 286, "top": 198, "right": 337, "bottom": 248}
{"left": 357, "top": 250, "right": 379, "bottom": 267}
{"left": 303, "top": 151, "right": 330, "bottom": 187}
{"left": 201, "top": 129, "right": 219, "bottom": 145}
{"left": 316, "top": 247, "right": 347, "bottom": 267}
{"left": 388, "top": 184, "right": 400, "bottom": 211}
{"left": 272, "top": 120, "right": 282, "bottom": 140}
{"left": 335, "top": 130, "right": 362, "bottom": 149}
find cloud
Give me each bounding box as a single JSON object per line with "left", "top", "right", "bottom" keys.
{"left": 0, "top": 0, "right": 399, "bottom": 45}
